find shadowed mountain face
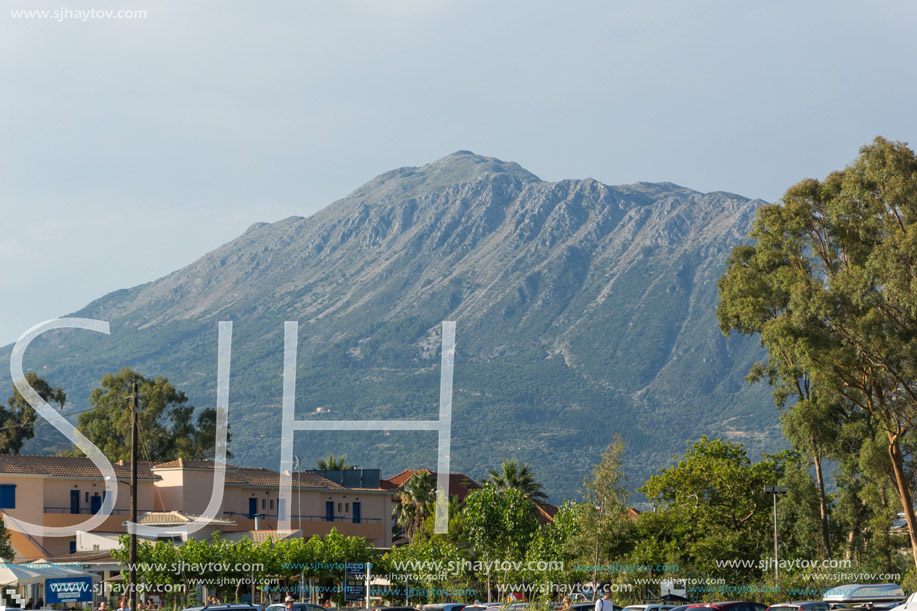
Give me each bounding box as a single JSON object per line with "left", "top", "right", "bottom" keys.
{"left": 0, "top": 151, "right": 779, "bottom": 501}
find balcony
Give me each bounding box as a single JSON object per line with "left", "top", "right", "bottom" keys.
{"left": 44, "top": 506, "right": 155, "bottom": 515}
{"left": 222, "top": 511, "right": 381, "bottom": 524}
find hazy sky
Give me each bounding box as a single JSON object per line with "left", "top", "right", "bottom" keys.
{"left": 1, "top": 0, "right": 915, "bottom": 345}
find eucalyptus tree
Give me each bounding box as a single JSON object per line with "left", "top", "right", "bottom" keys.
{"left": 718, "top": 137, "right": 917, "bottom": 566}
{"left": 2, "top": 372, "right": 65, "bottom": 454}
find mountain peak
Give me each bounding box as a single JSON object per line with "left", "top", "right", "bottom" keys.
{"left": 345, "top": 151, "right": 540, "bottom": 202}
{"left": 426, "top": 150, "right": 539, "bottom": 179}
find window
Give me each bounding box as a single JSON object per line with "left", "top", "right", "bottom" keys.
{"left": 85, "top": 491, "right": 89, "bottom": 503}
{"left": 269, "top": 500, "right": 274, "bottom": 510}
{"left": 345, "top": 503, "right": 349, "bottom": 513}
{"left": 337, "top": 502, "right": 342, "bottom": 512}
{"left": 0, "top": 485, "right": 15, "bottom": 509}
{"left": 262, "top": 498, "right": 266, "bottom": 510}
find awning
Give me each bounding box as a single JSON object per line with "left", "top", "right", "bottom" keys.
{"left": 0, "top": 561, "right": 100, "bottom": 586}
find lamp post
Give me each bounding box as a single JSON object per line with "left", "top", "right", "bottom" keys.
{"left": 764, "top": 485, "right": 788, "bottom": 580}
{"left": 129, "top": 382, "right": 139, "bottom": 611}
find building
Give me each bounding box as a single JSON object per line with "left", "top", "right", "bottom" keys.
{"left": 382, "top": 468, "right": 482, "bottom": 501}
{"left": 0, "top": 456, "right": 395, "bottom": 561}
{"left": 152, "top": 459, "right": 393, "bottom": 546}
{"left": 0, "top": 455, "right": 160, "bottom": 558}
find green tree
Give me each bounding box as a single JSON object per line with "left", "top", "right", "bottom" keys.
{"left": 315, "top": 453, "right": 356, "bottom": 470}
{"left": 2, "top": 373, "right": 65, "bottom": 454}
{"left": 577, "top": 437, "right": 633, "bottom": 596}
{"left": 523, "top": 500, "right": 582, "bottom": 601}
{"left": 487, "top": 458, "right": 549, "bottom": 507}
{"left": 640, "top": 437, "right": 775, "bottom": 581}
{"left": 462, "top": 484, "right": 539, "bottom": 601}
{"left": 0, "top": 516, "right": 13, "bottom": 560}
{"left": 717, "top": 137, "right": 917, "bottom": 566}
{"left": 741, "top": 356, "right": 844, "bottom": 560}
{"left": 832, "top": 419, "right": 912, "bottom": 572}
{"left": 392, "top": 471, "right": 436, "bottom": 544}
{"left": 74, "top": 367, "right": 224, "bottom": 462}
{"left": 421, "top": 494, "right": 468, "bottom": 548}
{"left": 384, "top": 538, "right": 470, "bottom": 604}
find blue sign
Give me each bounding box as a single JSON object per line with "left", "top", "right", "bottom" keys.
{"left": 344, "top": 563, "right": 366, "bottom": 602}
{"left": 45, "top": 577, "right": 93, "bottom": 604}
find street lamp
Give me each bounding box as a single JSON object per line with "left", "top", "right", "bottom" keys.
{"left": 764, "top": 485, "right": 788, "bottom": 580}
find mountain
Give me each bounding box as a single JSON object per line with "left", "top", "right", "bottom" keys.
{"left": 0, "top": 151, "right": 779, "bottom": 501}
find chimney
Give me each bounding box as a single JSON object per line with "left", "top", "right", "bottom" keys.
{"left": 254, "top": 515, "right": 260, "bottom": 530}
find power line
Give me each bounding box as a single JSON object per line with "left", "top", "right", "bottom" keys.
{"left": 0, "top": 405, "right": 97, "bottom": 433}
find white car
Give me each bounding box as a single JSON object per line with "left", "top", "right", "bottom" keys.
{"left": 623, "top": 605, "right": 677, "bottom": 611}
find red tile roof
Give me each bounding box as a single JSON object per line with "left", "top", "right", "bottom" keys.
{"left": 232, "top": 467, "right": 345, "bottom": 490}
{"left": 536, "top": 502, "right": 559, "bottom": 525}
{"left": 383, "top": 469, "right": 482, "bottom": 501}
{"left": 0, "top": 455, "right": 159, "bottom": 480}
{"left": 152, "top": 459, "right": 346, "bottom": 490}
{"left": 151, "top": 458, "right": 231, "bottom": 470}
{"left": 136, "top": 511, "right": 236, "bottom": 526}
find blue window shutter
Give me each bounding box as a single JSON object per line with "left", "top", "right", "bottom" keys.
{"left": 0, "top": 485, "right": 15, "bottom": 509}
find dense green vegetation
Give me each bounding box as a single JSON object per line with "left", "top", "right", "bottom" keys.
{"left": 114, "top": 437, "right": 915, "bottom": 609}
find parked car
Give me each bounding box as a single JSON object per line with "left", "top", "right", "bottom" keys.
{"left": 768, "top": 603, "right": 829, "bottom": 611}
{"left": 266, "top": 604, "right": 328, "bottom": 611}
{"left": 554, "top": 603, "right": 623, "bottom": 611}
{"left": 824, "top": 585, "right": 905, "bottom": 607}
{"left": 890, "top": 594, "right": 917, "bottom": 611}
{"left": 624, "top": 605, "right": 676, "bottom": 611}
{"left": 573, "top": 604, "right": 622, "bottom": 611}
{"left": 423, "top": 604, "right": 467, "bottom": 611}
{"left": 687, "top": 602, "right": 768, "bottom": 611}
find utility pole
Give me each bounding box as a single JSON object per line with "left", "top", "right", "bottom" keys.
{"left": 764, "top": 485, "right": 788, "bottom": 580}
{"left": 365, "top": 562, "right": 371, "bottom": 609}
{"left": 129, "top": 382, "right": 139, "bottom": 611}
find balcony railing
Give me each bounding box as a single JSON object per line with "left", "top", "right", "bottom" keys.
{"left": 43, "top": 506, "right": 381, "bottom": 524}
{"left": 44, "top": 507, "right": 155, "bottom": 515}
{"left": 222, "top": 511, "right": 381, "bottom": 524}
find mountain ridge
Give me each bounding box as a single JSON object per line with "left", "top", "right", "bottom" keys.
{"left": 0, "top": 152, "right": 778, "bottom": 501}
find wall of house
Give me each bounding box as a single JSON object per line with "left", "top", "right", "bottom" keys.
{"left": 0, "top": 474, "right": 44, "bottom": 526}
{"left": 42, "top": 478, "right": 156, "bottom": 513}
{"left": 147, "top": 468, "right": 394, "bottom": 546}
{"left": 151, "top": 468, "right": 184, "bottom": 511}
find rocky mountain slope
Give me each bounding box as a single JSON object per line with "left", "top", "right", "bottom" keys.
{"left": 0, "top": 151, "right": 779, "bottom": 501}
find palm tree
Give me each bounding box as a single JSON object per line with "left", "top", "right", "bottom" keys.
{"left": 392, "top": 470, "right": 435, "bottom": 543}
{"left": 487, "top": 458, "right": 549, "bottom": 506}
{"left": 315, "top": 453, "right": 356, "bottom": 470}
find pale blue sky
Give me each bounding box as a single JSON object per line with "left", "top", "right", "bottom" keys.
{"left": 1, "top": 0, "right": 915, "bottom": 344}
